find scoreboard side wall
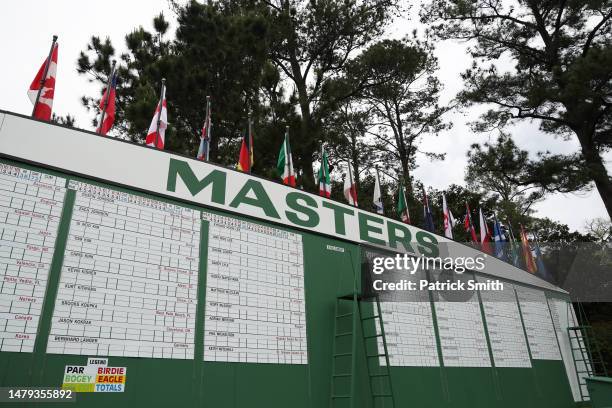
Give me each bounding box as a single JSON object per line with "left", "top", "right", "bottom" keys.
{"left": 0, "top": 157, "right": 576, "bottom": 408}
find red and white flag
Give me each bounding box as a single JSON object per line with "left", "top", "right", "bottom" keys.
{"left": 145, "top": 84, "right": 168, "bottom": 150}
{"left": 343, "top": 162, "right": 358, "bottom": 207}
{"left": 28, "top": 41, "right": 58, "bottom": 121}
{"left": 442, "top": 193, "right": 455, "bottom": 239}
{"left": 97, "top": 68, "right": 117, "bottom": 135}
{"left": 479, "top": 208, "right": 493, "bottom": 254}
{"left": 464, "top": 202, "right": 479, "bottom": 243}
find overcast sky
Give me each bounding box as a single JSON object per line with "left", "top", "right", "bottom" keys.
{"left": 0, "top": 1, "right": 609, "bottom": 231}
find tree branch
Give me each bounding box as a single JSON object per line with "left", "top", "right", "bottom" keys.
{"left": 583, "top": 8, "right": 612, "bottom": 57}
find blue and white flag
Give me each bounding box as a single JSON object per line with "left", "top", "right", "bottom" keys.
{"left": 492, "top": 214, "right": 506, "bottom": 260}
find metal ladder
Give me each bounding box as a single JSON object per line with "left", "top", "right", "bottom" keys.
{"left": 567, "top": 303, "right": 608, "bottom": 401}
{"left": 330, "top": 292, "right": 396, "bottom": 408}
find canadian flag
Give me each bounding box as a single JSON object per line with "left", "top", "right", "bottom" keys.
{"left": 145, "top": 84, "right": 167, "bottom": 150}
{"left": 28, "top": 41, "right": 58, "bottom": 121}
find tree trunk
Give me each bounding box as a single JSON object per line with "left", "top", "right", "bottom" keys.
{"left": 295, "top": 83, "right": 316, "bottom": 191}
{"left": 580, "top": 138, "right": 612, "bottom": 222}
{"left": 400, "top": 156, "right": 413, "bottom": 217}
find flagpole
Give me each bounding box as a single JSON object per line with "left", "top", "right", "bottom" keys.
{"left": 506, "top": 219, "right": 516, "bottom": 242}
{"left": 466, "top": 201, "right": 476, "bottom": 243}
{"left": 155, "top": 78, "right": 166, "bottom": 148}
{"left": 285, "top": 126, "right": 293, "bottom": 183}
{"left": 247, "top": 109, "right": 252, "bottom": 173}
{"left": 206, "top": 95, "right": 212, "bottom": 161}
{"left": 347, "top": 158, "right": 355, "bottom": 206}
{"left": 402, "top": 173, "right": 410, "bottom": 222}
{"left": 98, "top": 60, "right": 116, "bottom": 134}
{"left": 375, "top": 166, "right": 381, "bottom": 202}
{"left": 32, "top": 35, "right": 58, "bottom": 117}
{"left": 321, "top": 144, "right": 327, "bottom": 197}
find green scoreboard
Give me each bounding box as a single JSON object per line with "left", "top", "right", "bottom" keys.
{"left": 0, "top": 110, "right": 589, "bottom": 407}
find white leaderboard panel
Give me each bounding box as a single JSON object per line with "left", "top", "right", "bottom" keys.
{"left": 203, "top": 212, "right": 307, "bottom": 364}
{"left": 433, "top": 279, "right": 491, "bottom": 367}
{"left": 0, "top": 164, "right": 66, "bottom": 352}
{"left": 376, "top": 269, "right": 439, "bottom": 367}
{"left": 478, "top": 278, "right": 531, "bottom": 368}
{"left": 516, "top": 285, "right": 561, "bottom": 360}
{"left": 47, "top": 181, "right": 200, "bottom": 359}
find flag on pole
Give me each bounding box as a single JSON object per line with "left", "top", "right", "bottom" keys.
{"left": 397, "top": 185, "right": 410, "bottom": 224}
{"left": 507, "top": 222, "right": 521, "bottom": 267}
{"left": 237, "top": 115, "right": 254, "bottom": 173}
{"left": 373, "top": 170, "right": 383, "bottom": 214}
{"left": 479, "top": 208, "right": 493, "bottom": 254}
{"left": 277, "top": 128, "right": 296, "bottom": 186}
{"left": 318, "top": 147, "right": 331, "bottom": 198}
{"left": 520, "top": 225, "right": 538, "bottom": 273}
{"left": 28, "top": 37, "right": 58, "bottom": 121}
{"left": 196, "top": 96, "right": 212, "bottom": 161}
{"left": 96, "top": 64, "right": 117, "bottom": 135}
{"left": 492, "top": 214, "right": 506, "bottom": 260}
{"left": 343, "top": 161, "right": 358, "bottom": 206}
{"left": 442, "top": 193, "right": 455, "bottom": 239}
{"left": 533, "top": 233, "right": 551, "bottom": 280}
{"left": 422, "top": 186, "right": 435, "bottom": 232}
{"left": 145, "top": 80, "right": 167, "bottom": 150}
{"left": 464, "top": 203, "right": 478, "bottom": 242}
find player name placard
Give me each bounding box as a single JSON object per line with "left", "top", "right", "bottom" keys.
{"left": 432, "top": 272, "right": 491, "bottom": 368}
{"left": 516, "top": 285, "right": 561, "bottom": 360}
{"left": 202, "top": 212, "right": 307, "bottom": 364}
{"left": 478, "top": 278, "right": 530, "bottom": 368}
{"left": 375, "top": 268, "right": 439, "bottom": 367}
{"left": 47, "top": 181, "right": 200, "bottom": 359}
{"left": 0, "top": 163, "right": 66, "bottom": 352}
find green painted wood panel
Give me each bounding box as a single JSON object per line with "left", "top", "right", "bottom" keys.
{"left": 0, "top": 157, "right": 579, "bottom": 408}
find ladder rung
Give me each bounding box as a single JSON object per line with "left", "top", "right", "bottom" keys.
{"left": 373, "top": 393, "right": 392, "bottom": 397}
{"left": 331, "top": 395, "right": 351, "bottom": 399}
{"left": 370, "top": 373, "right": 390, "bottom": 378}
{"left": 333, "top": 373, "right": 351, "bottom": 378}
{"left": 334, "top": 353, "right": 352, "bottom": 358}
{"left": 367, "top": 354, "right": 386, "bottom": 358}
{"left": 362, "top": 315, "right": 380, "bottom": 321}
{"left": 336, "top": 312, "right": 353, "bottom": 318}
{"left": 364, "top": 334, "right": 383, "bottom": 339}
{"left": 336, "top": 332, "right": 352, "bottom": 337}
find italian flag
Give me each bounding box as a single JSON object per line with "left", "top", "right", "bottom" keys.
{"left": 318, "top": 147, "right": 331, "bottom": 197}
{"left": 396, "top": 185, "right": 410, "bottom": 224}
{"left": 277, "top": 130, "right": 296, "bottom": 187}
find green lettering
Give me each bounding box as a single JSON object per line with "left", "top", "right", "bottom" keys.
{"left": 229, "top": 180, "right": 280, "bottom": 219}
{"left": 285, "top": 192, "right": 319, "bottom": 228}
{"left": 358, "top": 212, "right": 386, "bottom": 245}
{"left": 416, "top": 231, "right": 439, "bottom": 257}
{"left": 166, "top": 158, "right": 226, "bottom": 204}
{"left": 387, "top": 221, "right": 416, "bottom": 253}
{"left": 322, "top": 201, "right": 354, "bottom": 235}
